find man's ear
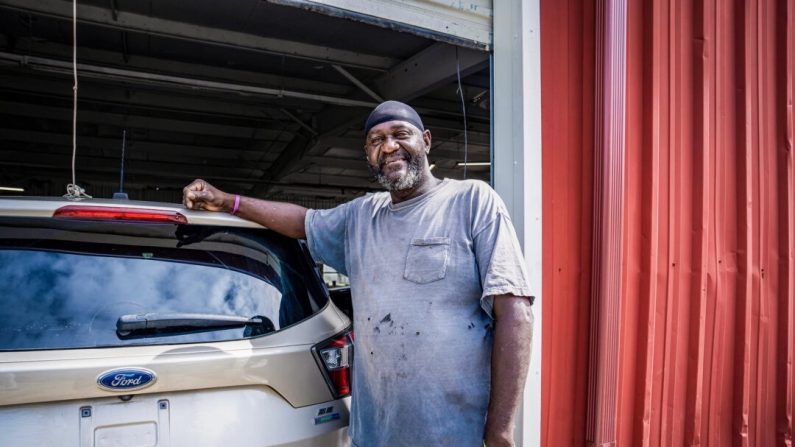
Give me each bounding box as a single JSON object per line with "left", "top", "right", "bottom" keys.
{"left": 423, "top": 129, "right": 432, "bottom": 153}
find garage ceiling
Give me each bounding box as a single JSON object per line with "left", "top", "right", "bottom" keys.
{"left": 0, "top": 0, "right": 491, "bottom": 207}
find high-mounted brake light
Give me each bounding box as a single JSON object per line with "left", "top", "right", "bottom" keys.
{"left": 313, "top": 330, "right": 353, "bottom": 398}
{"left": 54, "top": 206, "right": 187, "bottom": 224}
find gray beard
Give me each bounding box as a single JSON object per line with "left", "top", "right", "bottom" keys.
{"left": 369, "top": 155, "right": 423, "bottom": 192}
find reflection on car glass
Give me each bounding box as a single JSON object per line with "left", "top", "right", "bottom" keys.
{"left": 0, "top": 219, "right": 328, "bottom": 350}
{"left": 175, "top": 225, "right": 313, "bottom": 279}
{"left": 2, "top": 238, "right": 283, "bottom": 291}
{"left": 0, "top": 249, "right": 284, "bottom": 350}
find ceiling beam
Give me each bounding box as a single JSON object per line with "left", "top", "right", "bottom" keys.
{"left": 319, "top": 135, "right": 367, "bottom": 148}
{"left": 0, "top": 52, "right": 380, "bottom": 108}
{"left": 0, "top": 100, "right": 288, "bottom": 140}
{"left": 374, "top": 42, "right": 489, "bottom": 100}
{"left": 332, "top": 64, "right": 383, "bottom": 102}
{"left": 422, "top": 116, "right": 490, "bottom": 135}
{"left": 248, "top": 132, "right": 314, "bottom": 196}
{"left": 279, "top": 108, "right": 318, "bottom": 136}
{"left": 258, "top": 43, "right": 488, "bottom": 187}
{"left": 0, "top": 128, "right": 282, "bottom": 162}
{"left": 300, "top": 43, "right": 489, "bottom": 138}
{"left": 0, "top": 0, "right": 398, "bottom": 70}
{"left": 8, "top": 37, "right": 352, "bottom": 98}
{"left": 305, "top": 156, "right": 365, "bottom": 169}
{"left": 0, "top": 73, "right": 301, "bottom": 123}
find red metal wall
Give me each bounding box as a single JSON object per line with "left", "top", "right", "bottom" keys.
{"left": 541, "top": 0, "right": 794, "bottom": 445}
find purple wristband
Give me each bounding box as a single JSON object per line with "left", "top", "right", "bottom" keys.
{"left": 230, "top": 194, "right": 240, "bottom": 215}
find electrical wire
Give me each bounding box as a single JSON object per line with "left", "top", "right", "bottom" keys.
{"left": 455, "top": 47, "right": 469, "bottom": 180}
{"left": 71, "top": 0, "right": 77, "bottom": 187}
{"left": 64, "top": 0, "right": 90, "bottom": 200}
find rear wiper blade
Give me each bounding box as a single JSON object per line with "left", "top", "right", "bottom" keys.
{"left": 116, "top": 313, "right": 274, "bottom": 338}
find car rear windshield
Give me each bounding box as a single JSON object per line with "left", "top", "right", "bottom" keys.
{"left": 0, "top": 216, "right": 328, "bottom": 351}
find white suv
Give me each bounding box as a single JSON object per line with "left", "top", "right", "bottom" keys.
{"left": 0, "top": 197, "right": 352, "bottom": 446}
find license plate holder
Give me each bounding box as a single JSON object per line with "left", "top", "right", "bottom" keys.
{"left": 79, "top": 398, "right": 171, "bottom": 447}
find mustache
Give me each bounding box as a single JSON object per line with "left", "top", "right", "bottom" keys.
{"left": 378, "top": 153, "right": 411, "bottom": 169}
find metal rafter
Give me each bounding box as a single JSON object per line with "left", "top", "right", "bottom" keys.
{"left": 0, "top": 100, "right": 290, "bottom": 139}
{"left": 0, "top": 128, "right": 283, "bottom": 162}
{"left": 0, "top": 73, "right": 304, "bottom": 121}
{"left": 0, "top": 52, "right": 380, "bottom": 108}
{"left": 332, "top": 64, "right": 383, "bottom": 102}
{"left": 374, "top": 42, "right": 489, "bottom": 100}
{"left": 7, "top": 37, "right": 352, "bottom": 98}
{"left": 254, "top": 42, "right": 489, "bottom": 193}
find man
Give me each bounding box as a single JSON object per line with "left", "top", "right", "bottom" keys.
{"left": 183, "top": 101, "right": 534, "bottom": 447}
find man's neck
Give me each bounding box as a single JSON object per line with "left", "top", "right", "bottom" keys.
{"left": 390, "top": 174, "right": 442, "bottom": 204}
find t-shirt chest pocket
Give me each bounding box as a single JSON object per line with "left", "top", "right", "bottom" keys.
{"left": 403, "top": 237, "right": 451, "bottom": 284}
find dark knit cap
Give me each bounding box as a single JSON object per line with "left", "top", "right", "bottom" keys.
{"left": 364, "top": 100, "right": 424, "bottom": 135}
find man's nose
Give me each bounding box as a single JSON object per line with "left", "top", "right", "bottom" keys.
{"left": 381, "top": 136, "right": 400, "bottom": 153}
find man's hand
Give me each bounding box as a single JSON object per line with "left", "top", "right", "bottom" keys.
{"left": 183, "top": 179, "right": 233, "bottom": 212}
{"left": 484, "top": 294, "right": 534, "bottom": 447}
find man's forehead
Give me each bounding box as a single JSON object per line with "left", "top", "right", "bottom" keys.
{"left": 366, "top": 120, "right": 422, "bottom": 137}
{"left": 363, "top": 100, "right": 424, "bottom": 135}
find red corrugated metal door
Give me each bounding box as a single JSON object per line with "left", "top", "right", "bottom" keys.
{"left": 541, "top": 0, "right": 795, "bottom": 445}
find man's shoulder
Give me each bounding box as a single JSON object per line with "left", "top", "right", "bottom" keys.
{"left": 442, "top": 178, "right": 500, "bottom": 199}
{"left": 441, "top": 179, "right": 509, "bottom": 221}
{"left": 344, "top": 190, "right": 391, "bottom": 210}
{"left": 309, "top": 191, "right": 388, "bottom": 217}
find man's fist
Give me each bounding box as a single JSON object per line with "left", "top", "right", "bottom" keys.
{"left": 182, "top": 179, "right": 232, "bottom": 212}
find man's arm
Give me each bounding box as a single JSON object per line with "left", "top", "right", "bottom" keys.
{"left": 484, "top": 294, "right": 534, "bottom": 447}
{"left": 183, "top": 179, "right": 307, "bottom": 239}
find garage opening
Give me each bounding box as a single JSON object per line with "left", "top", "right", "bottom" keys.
{"left": 0, "top": 0, "right": 492, "bottom": 209}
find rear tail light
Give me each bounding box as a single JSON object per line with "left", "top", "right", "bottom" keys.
{"left": 54, "top": 206, "right": 187, "bottom": 224}
{"left": 313, "top": 329, "right": 353, "bottom": 398}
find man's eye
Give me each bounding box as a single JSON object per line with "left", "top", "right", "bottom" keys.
{"left": 395, "top": 132, "right": 410, "bottom": 138}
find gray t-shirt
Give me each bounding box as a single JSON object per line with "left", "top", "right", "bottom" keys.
{"left": 305, "top": 178, "right": 533, "bottom": 447}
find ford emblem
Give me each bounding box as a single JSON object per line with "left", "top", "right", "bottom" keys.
{"left": 96, "top": 368, "right": 157, "bottom": 392}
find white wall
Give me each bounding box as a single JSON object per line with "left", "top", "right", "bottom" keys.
{"left": 492, "top": 1, "right": 543, "bottom": 446}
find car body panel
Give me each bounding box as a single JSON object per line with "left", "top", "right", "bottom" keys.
{"left": 0, "top": 304, "right": 348, "bottom": 408}
{"left": 0, "top": 388, "right": 350, "bottom": 446}
{"left": 0, "top": 196, "right": 352, "bottom": 446}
